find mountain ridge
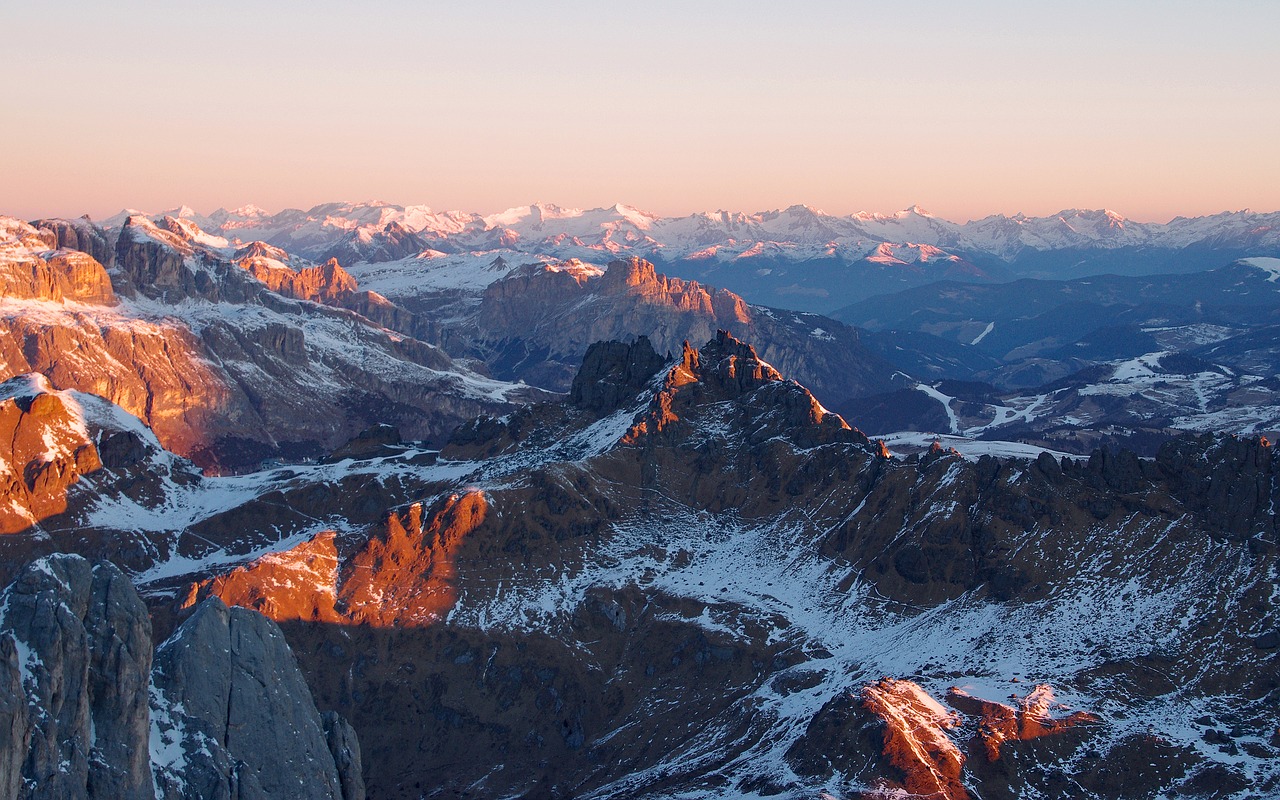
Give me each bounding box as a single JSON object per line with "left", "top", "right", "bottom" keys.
{"left": 83, "top": 201, "right": 1280, "bottom": 313}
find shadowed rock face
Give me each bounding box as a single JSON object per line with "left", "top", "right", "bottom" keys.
{"left": 30, "top": 217, "right": 115, "bottom": 270}
{"left": 569, "top": 336, "right": 668, "bottom": 416}
{"left": 0, "top": 555, "right": 153, "bottom": 799}
{"left": 153, "top": 597, "right": 351, "bottom": 800}
{"left": 0, "top": 556, "right": 365, "bottom": 800}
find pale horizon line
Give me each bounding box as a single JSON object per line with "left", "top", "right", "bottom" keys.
{"left": 13, "top": 199, "right": 1278, "bottom": 229}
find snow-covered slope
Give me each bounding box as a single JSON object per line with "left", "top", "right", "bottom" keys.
{"left": 6, "top": 331, "right": 1270, "bottom": 800}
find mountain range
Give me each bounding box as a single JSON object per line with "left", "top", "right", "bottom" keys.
{"left": 2, "top": 199, "right": 1279, "bottom": 799}
{"left": 99, "top": 202, "right": 1280, "bottom": 313}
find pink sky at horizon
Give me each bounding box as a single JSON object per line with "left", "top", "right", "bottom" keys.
{"left": 2, "top": 2, "right": 1277, "bottom": 225}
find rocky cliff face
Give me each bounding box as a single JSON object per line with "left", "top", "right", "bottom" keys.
{"left": 0, "top": 219, "right": 115, "bottom": 305}
{"left": 30, "top": 217, "right": 115, "bottom": 269}
{"left": 186, "top": 491, "right": 489, "bottom": 628}
{"left": 0, "top": 375, "right": 102, "bottom": 534}
{"left": 0, "top": 555, "right": 152, "bottom": 799}
{"left": 0, "top": 554, "right": 364, "bottom": 800}
{"left": 0, "top": 214, "right": 541, "bottom": 471}
{"left": 151, "top": 597, "right": 357, "bottom": 800}
{"left": 473, "top": 256, "right": 903, "bottom": 411}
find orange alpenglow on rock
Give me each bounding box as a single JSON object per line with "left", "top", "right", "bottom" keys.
{"left": 342, "top": 491, "right": 487, "bottom": 627}
{"left": 947, "top": 684, "right": 1101, "bottom": 762}
{"left": 234, "top": 243, "right": 360, "bottom": 304}
{"left": 0, "top": 375, "right": 102, "bottom": 534}
{"left": 861, "top": 678, "right": 968, "bottom": 800}
{"left": 622, "top": 330, "right": 845, "bottom": 445}
{"left": 187, "top": 490, "right": 489, "bottom": 627}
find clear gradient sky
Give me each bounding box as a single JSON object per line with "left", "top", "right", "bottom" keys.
{"left": 2, "top": 1, "right": 1277, "bottom": 222}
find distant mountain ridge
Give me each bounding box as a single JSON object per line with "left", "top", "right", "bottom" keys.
{"left": 94, "top": 201, "right": 1280, "bottom": 312}
{"left": 105, "top": 201, "right": 1280, "bottom": 262}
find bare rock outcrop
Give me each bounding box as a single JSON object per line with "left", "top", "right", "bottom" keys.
{"left": 861, "top": 679, "right": 969, "bottom": 800}
{"left": 0, "top": 375, "right": 102, "bottom": 534}
{"left": 0, "top": 250, "right": 115, "bottom": 306}
{"left": 152, "top": 597, "right": 356, "bottom": 799}
{"left": 474, "top": 256, "right": 900, "bottom": 410}
{"left": 622, "top": 331, "right": 857, "bottom": 449}
{"left": 30, "top": 217, "right": 115, "bottom": 269}
{"left": 947, "top": 684, "right": 1099, "bottom": 762}
{"left": 186, "top": 491, "right": 489, "bottom": 628}
{"left": 0, "top": 218, "right": 115, "bottom": 305}
{"left": 569, "top": 335, "right": 667, "bottom": 415}
{"left": 0, "top": 555, "right": 153, "bottom": 799}
{"left": 0, "top": 555, "right": 365, "bottom": 800}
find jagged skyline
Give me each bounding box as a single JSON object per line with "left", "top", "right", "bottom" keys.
{"left": 3, "top": 2, "right": 1278, "bottom": 222}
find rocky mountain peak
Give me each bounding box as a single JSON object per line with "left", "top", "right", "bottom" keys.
{"left": 599, "top": 256, "right": 658, "bottom": 289}
{"left": 0, "top": 375, "right": 101, "bottom": 534}
{"left": 232, "top": 240, "right": 289, "bottom": 262}
{"left": 622, "top": 331, "right": 855, "bottom": 447}
{"left": 696, "top": 329, "right": 785, "bottom": 393}
{"left": 569, "top": 336, "right": 668, "bottom": 415}
{"left": 120, "top": 215, "right": 191, "bottom": 254}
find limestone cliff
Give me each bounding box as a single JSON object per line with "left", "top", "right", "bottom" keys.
{"left": 0, "top": 376, "right": 102, "bottom": 534}
{"left": 0, "top": 555, "right": 365, "bottom": 800}
{"left": 474, "top": 256, "right": 901, "bottom": 409}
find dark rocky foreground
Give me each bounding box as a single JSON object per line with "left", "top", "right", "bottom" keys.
{"left": 0, "top": 333, "right": 1277, "bottom": 798}
{"left": 0, "top": 555, "right": 363, "bottom": 799}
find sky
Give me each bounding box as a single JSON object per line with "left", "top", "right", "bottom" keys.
{"left": 2, "top": 0, "right": 1277, "bottom": 222}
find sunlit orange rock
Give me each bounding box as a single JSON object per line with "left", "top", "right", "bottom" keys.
{"left": 235, "top": 245, "right": 360, "bottom": 305}
{"left": 947, "top": 684, "right": 1100, "bottom": 762}
{"left": 186, "top": 531, "right": 344, "bottom": 623}
{"left": 861, "top": 678, "right": 968, "bottom": 800}
{"left": 622, "top": 341, "right": 700, "bottom": 443}
{"left": 0, "top": 249, "right": 116, "bottom": 305}
{"left": 189, "top": 491, "right": 489, "bottom": 627}
{"left": 0, "top": 375, "right": 101, "bottom": 534}
{"left": 341, "top": 491, "right": 487, "bottom": 627}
